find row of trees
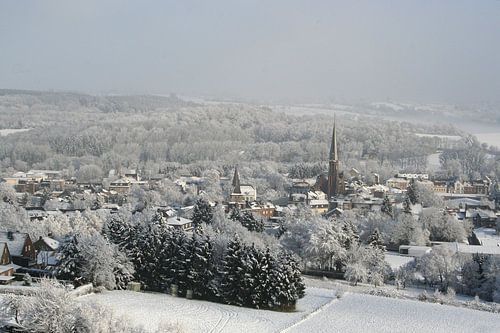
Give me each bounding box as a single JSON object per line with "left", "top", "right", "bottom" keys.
{"left": 101, "top": 212, "right": 305, "bottom": 309}
{"left": 397, "top": 246, "right": 500, "bottom": 302}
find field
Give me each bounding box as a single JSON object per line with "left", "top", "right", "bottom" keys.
{"left": 82, "top": 286, "right": 500, "bottom": 333}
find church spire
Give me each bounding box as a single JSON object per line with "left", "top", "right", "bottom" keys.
{"left": 232, "top": 166, "right": 241, "bottom": 194}
{"left": 329, "top": 115, "right": 338, "bottom": 161}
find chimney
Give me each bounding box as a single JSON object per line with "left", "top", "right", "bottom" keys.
{"left": 7, "top": 231, "right": 14, "bottom": 240}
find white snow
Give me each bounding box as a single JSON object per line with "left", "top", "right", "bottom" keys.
{"left": 287, "top": 293, "right": 500, "bottom": 333}
{"left": 80, "top": 286, "right": 500, "bottom": 333}
{"left": 384, "top": 253, "right": 414, "bottom": 270}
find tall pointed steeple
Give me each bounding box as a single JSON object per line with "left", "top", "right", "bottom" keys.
{"left": 329, "top": 116, "right": 338, "bottom": 161}
{"left": 327, "top": 115, "right": 343, "bottom": 199}
{"left": 232, "top": 166, "right": 241, "bottom": 194}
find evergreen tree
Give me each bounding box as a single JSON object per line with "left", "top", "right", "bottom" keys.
{"left": 381, "top": 194, "right": 393, "bottom": 217}
{"left": 103, "top": 211, "right": 137, "bottom": 252}
{"left": 186, "top": 232, "right": 216, "bottom": 299}
{"left": 240, "top": 211, "right": 264, "bottom": 232}
{"left": 230, "top": 208, "right": 264, "bottom": 232}
{"left": 192, "top": 198, "right": 214, "bottom": 227}
{"left": 162, "top": 229, "right": 190, "bottom": 294}
{"left": 133, "top": 219, "right": 168, "bottom": 291}
{"left": 56, "top": 235, "right": 83, "bottom": 284}
{"left": 219, "top": 237, "right": 246, "bottom": 306}
{"left": 407, "top": 178, "right": 419, "bottom": 205}
{"left": 367, "top": 228, "right": 386, "bottom": 251}
{"left": 273, "top": 252, "right": 305, "bottom": 309}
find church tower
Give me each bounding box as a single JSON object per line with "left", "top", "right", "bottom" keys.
{"left": 232, "top": 166, "right": 241, "bottom": 194}
{"left": 327, "top": 118, "right": 343, "bottom": 198}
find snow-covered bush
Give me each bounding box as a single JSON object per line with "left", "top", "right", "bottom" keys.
{"left": 0, "top": 279, "right": 180, "bottom": 333}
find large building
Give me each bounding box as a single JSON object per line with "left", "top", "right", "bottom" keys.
{"left": 327, "top": 119, "right": 344, "bottom": 199}
{"left": 229, "top": 167, "right": 257, "bottom": 204}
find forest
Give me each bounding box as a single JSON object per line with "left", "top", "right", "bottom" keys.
{"left": 0, "top": 90, "right": 498, "bottom": 188}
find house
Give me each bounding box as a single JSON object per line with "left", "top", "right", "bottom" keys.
{"left": 0, "top": 232, "right": 36, "bottom": 267}
{"left": 109, "top": 177, "right": 148, "bottom": 193}
{"left": 0, "top": 243, "right": 15, "bottom": 284}
{"left": 166, "top": 216, "right": 194, "bottom": 232}
{"left": 34, "top": 236, "right": 60, "bottom": 269}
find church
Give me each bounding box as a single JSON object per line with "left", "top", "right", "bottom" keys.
{"left": 314, "top": 119, "right": 345, "bottom": 209}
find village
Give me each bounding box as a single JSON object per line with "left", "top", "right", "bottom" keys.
{"left": 1, "top": 122, "right": 499, "bottom": 288}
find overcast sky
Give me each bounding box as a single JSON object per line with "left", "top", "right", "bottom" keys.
{"left": 1, "top": 1, "right": 499, "bottom": 104}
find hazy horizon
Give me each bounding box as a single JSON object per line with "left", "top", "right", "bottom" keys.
{"left": 1, "top": 1, "right": 500, "bottom": 105}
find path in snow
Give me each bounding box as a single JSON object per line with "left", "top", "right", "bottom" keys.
{"left": 287, "top": 293, "right": 500, "bottom": 333}
{"left": 82, "top": 287, "right": 335, "bottom": 332}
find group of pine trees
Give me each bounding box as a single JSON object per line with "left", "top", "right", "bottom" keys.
{"left": 57, "top": 209, "right": 304, "bottom": 310}
{"left": 220, "top": 238, "right": 304, "bottom": 309}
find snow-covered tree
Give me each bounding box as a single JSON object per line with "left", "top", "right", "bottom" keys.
{"left": 391, "top": 213, "right": 429, "bottom": 246}
{"left": 417, "top": 246, "right": 459, "bottom": 292}
{"left": 344, "top": 261, "right": 368, "bottom": 286}
{"left": 191, "top": 198, "right": 213, "bottom": 227}
{"left": 406, "top": 178, "right": 419, "bottom": 205}
{"left": 219, "top": 237, "right": 246, "bottom": 306}
{"left": 186, "top": 232, "right": 216, "bottom": 299}
{"left": 381, "top": 194, "right": 393, "bottom": 217}
{"left": 367, "top": 228, "right": 386, "bottom": 251}
{"left": 56, "top": 233, "right": 134, "bottom": 289}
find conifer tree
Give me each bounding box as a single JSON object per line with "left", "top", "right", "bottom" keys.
{"left": 56, "top": 235, "right": 83, "bottom": 284}
{"left": 407, "top": 178, "right": 419, "bottom": 205}
{"left": 186, "top": 232, "right": 215, "bottom": 299}
{"left": 220, "top": 237, "right": 245, "bottom": 306}
{"left": 367, "top": 228, "right": 386, "bottom": 251}
{"left": 381, "top": 194, "right": 393, "bottom": 217}
{"left": 192, "top": 198, "right": 214, "bottom": 227}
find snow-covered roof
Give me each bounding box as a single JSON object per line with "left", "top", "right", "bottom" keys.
{"left": 309, "top": 199, "right": 329, "bottom": 206}
{"left": 0, "top": 232, "right": 28, "bottom": 257}
{"left": 166, "top": 216, "right": 193, "bottom": 226}
{"left": 239, "top": 185, "right": 256, "bottom": 195}
{"left": 41, "top": 237, "right": 60, "bottom": 251}
{"left": 473, "top": 228, "right": 500, "bottom": 247}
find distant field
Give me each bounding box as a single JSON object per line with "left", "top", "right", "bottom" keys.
{"left": 0, "top": 128, "right": 31, "bottom": 136}
{"left": 475, "top": 132, "right": 500, "bottom": 148}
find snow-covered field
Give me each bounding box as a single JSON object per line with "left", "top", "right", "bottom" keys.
{"left": 475, "top": 132, "right": 500, "bottom": 148}
{"left": 82, "top": 286, "right": 500, "bottom": 333}
{"left": 0, "top": 128, "right": 31, "bottom": 136}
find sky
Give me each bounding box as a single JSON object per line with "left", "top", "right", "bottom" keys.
{"left": 1, "top": 0, "right": 499, "bottom": 104}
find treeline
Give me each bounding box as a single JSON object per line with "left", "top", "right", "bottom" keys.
{"left": 2, "top": 91, "right": 492, "bottom": 185}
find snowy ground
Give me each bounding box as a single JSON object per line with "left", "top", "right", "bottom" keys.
{"left": 384, "top": 252, "right": 414, "bottom": 270}
{"left": 81, "top": 284, "right": 500, "bottom": 333}
{"left": 286, "top": 293, "right": 500, "bottom": 333}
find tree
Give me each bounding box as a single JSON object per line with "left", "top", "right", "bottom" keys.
{"left": 367, "top": 228, "right": 386, "bottom": 251}
{"left": 418, "top": 246, "right": 459, "bottom": 292}
{"left": 345, "top": 261, "right": 368, "bottom": 286}
{"left": 186, "top": 232, "right": 216, "bottom": 299}
{"left": 391, "top": 213, "right": 429, "bottom": 246}
{"left": 56, "top": 233, "right": 134, "bottom": 290}
{"left": 420, "top": 208, "right": 468, "bottom": 242}
{"left": 230, "top": 208, "right": 264, "bottom": 232}
{"left": 192, "top": 198, "right": 214, "bottom": 228}
{"left": 219, "top": 237, "right": 246, "bottom": 306}
{"left": 406, "top": 178, "right": 419, "bottom": 205}
{"left": 76, "top": 164, "right": 103, "bottom": 183}
{"left": 0, "top": 279, "right": 158, "bottom": 333}
{"left": 381, "top": 194, "right": 393, "bottom": 217}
